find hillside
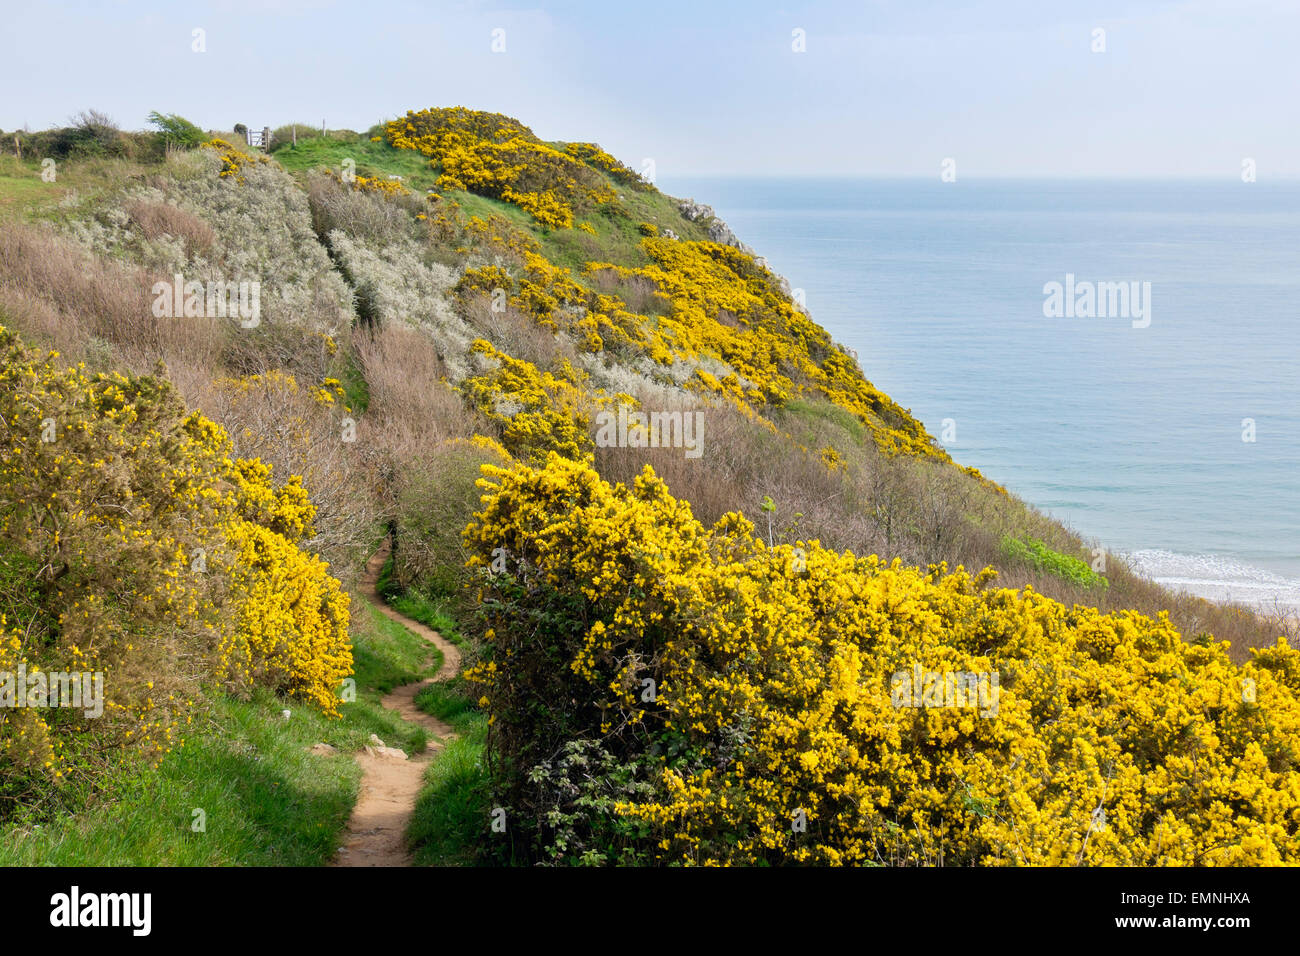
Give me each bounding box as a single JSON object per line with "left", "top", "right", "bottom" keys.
{"left": 0, "top": 108, "right": 1297, "bottom": 866}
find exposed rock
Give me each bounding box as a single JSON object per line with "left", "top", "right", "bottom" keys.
{"left": 661, "top": 228, "right": 679, "bottom": 240}
{"left": 364, "top": 744, "right": 409, "bottom": 760}
{"left": 678, "top": 197, "right": 753, "bottom": 253}
{"left": 309, "top": 743, "right": 338, "bottom": 756}
{"left": 368, "top": 733, "right": 385, "bottom": 747}
{"left": 677, "top": 198, "right": 714, "bottom": 222}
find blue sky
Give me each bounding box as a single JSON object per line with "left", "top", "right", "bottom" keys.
{"left": 4, "top": 0, "right": 1298, "bottom": 176}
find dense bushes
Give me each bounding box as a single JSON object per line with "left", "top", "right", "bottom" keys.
{"left": 1001, "top": 534, "right": 1108, "bottom": 590}
{"left": 0, "top": 328, "right": 352, "bottom": 814}
{"left": 382, "top": 107, "right": 624, "bottom": 229}
{"left": 6, "top": 110, "right": 130, "bottom": 160}
{"left": 464, "top": 454, "right": 1300, "bottom": 865}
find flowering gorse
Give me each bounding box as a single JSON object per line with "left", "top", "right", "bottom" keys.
{"left": 464, "top": 454, "right": 1300, "bottom": 866}
{"left": 0, "top": 327, "right": 352, "bottom": 808}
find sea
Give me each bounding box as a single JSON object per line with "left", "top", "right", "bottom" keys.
{"left": 658, "top": 176, "right": 1300, "bottom": 612}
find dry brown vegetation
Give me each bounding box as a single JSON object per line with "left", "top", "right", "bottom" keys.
{"left": 0, "top": 221, "right": 227, "bottom": 376}
{"left": 122, "top": 197, "right": 216, "bottom": 258}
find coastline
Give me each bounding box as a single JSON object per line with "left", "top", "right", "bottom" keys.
{"left": 1123, "top": 548, "right": 1300, "bottom": 617}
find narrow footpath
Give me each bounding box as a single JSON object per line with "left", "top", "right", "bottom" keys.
{"left": 332, "top": 541, "right": 461, "bottom": 867}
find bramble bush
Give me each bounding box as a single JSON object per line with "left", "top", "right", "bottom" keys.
{"left": 464, "top": 453, "right": 1300, "bottom": 865}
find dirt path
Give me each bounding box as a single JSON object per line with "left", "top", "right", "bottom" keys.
{"left": 332, "top": 541, "right": 461, "bottom": 867}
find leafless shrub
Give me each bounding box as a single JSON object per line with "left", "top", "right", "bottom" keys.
{"left": 0, "top": 222, "right": 226, "bottom": 376}
{"left": 307, "top": 171, "right": 413, "bottom": 246}
{"left": 459, "top": 292, "right": 579, "bottom": 373}
{"left": 199, "top": 368, "right": 377, "bottom": 587}
{"left": 354, "top": 324, "right": 493, "bottom": 515}
{"left": 122, "top": 197, "right": 216, "bottom": 259}
{"left": 392, "top": 441, "right": 500, "bottom": 594}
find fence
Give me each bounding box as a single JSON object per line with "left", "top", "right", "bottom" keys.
{"left": 244, "top": 127, "right": 271, "bottom": 150}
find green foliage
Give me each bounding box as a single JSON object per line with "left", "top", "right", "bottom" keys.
{"left": 0, "top": 688, "right": 360, "bottom": 865}
{"left": 0, "top": 592, "right": 444, "bottom": 864}
{"left": 1000, "top": 534, "right": 1108, "bottom": 589}
{"left": 522, "top": 739, "right": 656, "bottom": 865}
{"left": 147, "top": 111, "right": 206, "bottom": 150}
{"left": 413, "top": 677, "right": 477, "bottom": 730}
{"left": 409, "top": 713, "right": 491, "bottom": 866}
{"left": 272, "top": 133, "right": 440, "bottom": 191}
{"left": 391, "top": 591, "right": 462, "bottom": 644}
{"left": 9, "top": 111, "right": 128, "bottom": 161}
{"left": 351, "top": 601, "right": 439, "bottom": 710}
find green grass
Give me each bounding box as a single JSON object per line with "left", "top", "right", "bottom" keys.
{"left": 0, "top": 155, "right": 83, "bottom": 220}
{"left": 778, "top": 397, "right": 874, "bottom": 451}
{"left": 375, "top": 544, "right": 466, "bottom": 645}
{"left": 449, "top": 189, "right": 537, "bottom": 231}
{"left": 535, "top": 179, "right": 714, "bottom": 274}
{"left": 347, "top": 601, "right": 441, "bottom": 744}
{"left": 414, "top": 678, "right": 478, "bottom": 733}
{"left": 390, "top": 590, "right": 462, "bottom": 644}
{"left": 0, "top": 593, "right": 438, "bottom": 865}
{"left": 338, "top": 345, "right": 371, "bottom": 414}
{"left": 408, "top": 712, "right": 490, "bottom": 866}
{"left": 0, "top": 688, "right": 360, "bottom": 865}
{"left": 271, "top": 135, "right": 442, "bottom": 192}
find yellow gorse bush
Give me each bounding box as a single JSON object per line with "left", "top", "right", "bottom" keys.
{"left": 563, "top": 142, "right": 651, "bottom": 189}
{"left": 586, "top": 239, "right": 976, "bottom": 466}
{"left": 452, "top": 202, "right": 994, "bottom": 476}
{"left": 464, "top": 454, "right": 1300, "bottom": 865}
{"left": 0, "top": 327, "right": 352, "bottom": 806}
{"left": 382, "top": 108, "right": 621, "bottom": 229}
{"left": 0, "top": 624, "right": 58, "bottom": 778}
{"left": 221, "top": 520, "right": 351, "bottom": 715}
{"left": 353, "top": 174, "right": 410, "bottom": 198}
{"left": 461, "top": 339, "right": 591, "bottom": 463}
{"left": 200, "top": 138, "right": 268, "bottom": 184}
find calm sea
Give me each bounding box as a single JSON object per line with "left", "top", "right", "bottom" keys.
{"left": 658, "top": 176, "right": 1300, "bottom": 610}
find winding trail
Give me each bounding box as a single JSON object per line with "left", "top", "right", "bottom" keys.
{"left": 332, "top": 541, "right": 461, "bottom": 867}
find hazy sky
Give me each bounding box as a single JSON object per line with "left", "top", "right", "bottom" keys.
{"left": 4, "top": 0, "right": 1298, "bottom": 177}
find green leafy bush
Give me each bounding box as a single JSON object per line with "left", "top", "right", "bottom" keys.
{"left": 147, "top": 111, "right": 206, "bottom": 150}
{"left": 1000, "top": 534, "right": 1108, "bottom": 588}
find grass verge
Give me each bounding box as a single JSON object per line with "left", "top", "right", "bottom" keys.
{"left": 0, "top": 592, "right": 436, "bottom": 865}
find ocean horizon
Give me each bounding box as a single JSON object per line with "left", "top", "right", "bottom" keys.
{"left": 660, "top": 175, "right": 1300, "bottom": 612}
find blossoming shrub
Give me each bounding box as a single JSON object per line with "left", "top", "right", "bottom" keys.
{"left": 221, "top": 519, "right": 352, "bottom": 716}
{"left": 200, "top": 137, "right": 269, "bottom": 184}
{"left": 461, "top": 340, "right": 591, "bottom": 462}
{"left": 0, "top": 329, "right": 227, "bottom": 804}
{"left": 382, "top": 108, "right": 621, "bottom": 229}
{"left": 563, "top": 142, "right": 651, "bottom": 190}
{"left": 464, "top": 454, "right": 1300, "bottom": 865}
{"left": 0, "top": 327, "right": 352, "bottom": 811}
